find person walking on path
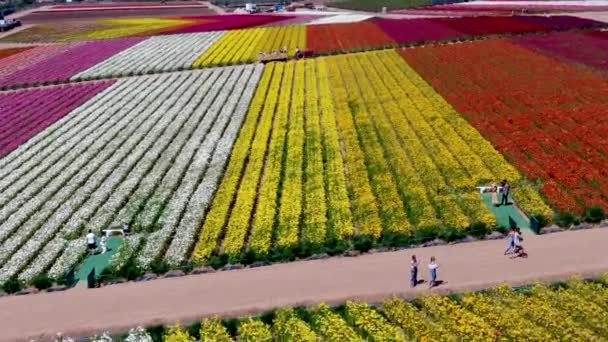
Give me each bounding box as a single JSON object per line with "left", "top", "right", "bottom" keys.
{"left": 504, "top": 229, "right": 515, "bottom": 255}
{"left": 499, "top": 179, "right": 510, "bottom": 206}
{"left": 428, "top": 257, "right": 439, "bottom": 288}
{"left": 410, "top": 255, "right": 418, "bottom": 287}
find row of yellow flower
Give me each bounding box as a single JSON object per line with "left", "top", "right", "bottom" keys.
{"left": 316, "top": 60, "right": 356, "bottom": 241}
{"left": 332, "top": 55, "right": 412, "bottom": 236}
{"left": 161, "top": 278, "right": 608, "bottom": 341}
{"left": 219, "top": 63, "right": 284, "bottom": 258}
{"left": 351, "top": 52, "right": 440, "bottom": 231}
{"left": 191, "top": 63, "right": 277, "bottom": 263}
{"left": 325, "top": 57, "right": 384, "bottom": 238}
{"left": 247, "top": 62, "right": 294, "bottom": 255}
{"left": 302, "top": 59, "right": 329, "bottom": 246}
{"left": 362, "top": 51, "right": 477, "bottom": 230}
{"left": 194, "top": 26, "right": 306, "bottom": 67}
{"left": 274, "top": 61, "right": 306, "bottom": 249}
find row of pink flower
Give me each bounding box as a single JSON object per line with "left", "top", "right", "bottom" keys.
{"left": 0, "top": 37, "right": 143, "bottom": 89}
{"left": 0, "top": 81, "right": 115, "bottom": 158}
{"left": 514, "top": 30, "right": 608, "bottom": 73}
{"left": 373, "top": 15, "right": 607, "bottom": 45}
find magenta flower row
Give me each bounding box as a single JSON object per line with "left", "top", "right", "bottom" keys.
{"left": 0, "top": 81, "right": 115, "bottom": 158}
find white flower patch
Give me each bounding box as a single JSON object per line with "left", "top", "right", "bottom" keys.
{"left": 164, "top": 64, "right": 264, "bottom": 266}
{"left": 131, "top": 67, "right": 234, "bottom": 232}
{"left": 48, "top": 239, "right": 86, "bottom": 279}
{"left": 125, "top": 327, "right": 153, "bottom": 342}
{"left": 107, "top": 234, "right": 143, "bottom": 274}
{"left": 135, "top": 66, "right": 245, "bottom": 269}
{"left": 73, "top": 31, "right": 225, "bottom": 80}
{"left": 308, "top": 14, "right": 373, "bottom": 25}
{"left": 91, "top": 68, "right": 219, "bottom": 234}
{"left": 16, "top": 237, "right": 66, "bottom": 283}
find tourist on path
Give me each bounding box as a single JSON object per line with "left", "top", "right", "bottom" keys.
{"left": 499, "top": 179, "right": 510, "bottom": 206}
{"left": 428, "top": 257, "right": 439, "bottom": 288}
{"left": 410, "top": 255, "right": 418, "bottom": 287}
{"left": 504, "top": 228, "right": 515, "bottom": 255}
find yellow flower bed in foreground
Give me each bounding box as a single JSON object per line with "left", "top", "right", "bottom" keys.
{"left": 163, "top": 277, "right": 608, "bottom": 341}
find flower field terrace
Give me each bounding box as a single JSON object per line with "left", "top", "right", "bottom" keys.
{"left": 0, "top": 38, "right": 144, "bottom": 90}
{"left": 514, "top": 30, "right": 608, "bottom": 74}
{"left": 400, "top": 38, "right": 608, "bottom": 214}
{"left": 0, "top": 15, "right": 296, "bottom": 43}
{"left": 90, "top": 277, "right": 608, "bottom": 341}
{"left": 0, "top": 81, "right": 115, "bottom": 159}
{"left": 0, "top": 65, "right": 263, "bottom": 286}
{"left": 191, "top": 51, "right": 550, "bottom": 266}
{"left": 194, "top": 25, "right": 306, "bottom": 66}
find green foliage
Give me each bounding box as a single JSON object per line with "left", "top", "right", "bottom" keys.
{"left": 30, "top": 274, "right": 53, "bottom": 290}
{"left": 554, "top": 212, "right": 579, "bottom": 227}
{"left": 2, "top": 277, "right": 23, "bottom": 294}
{"left": 585, "top": 207, "right": 605, "bottom": 223}
{"left": 149, "top": 259, "right": 170, "bottom": 275}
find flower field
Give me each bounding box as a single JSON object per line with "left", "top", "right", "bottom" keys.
{"left": 306, "top": 21, "right": 396, "bottom": 54}
{"left": 0, "top": 82, "right": 115, "bottom": 159}
{"left": 1, "top": 15, "right": 605, "bottom": 89}
{"left": 83, "top": 277, "right": 608, "bottom": 341}
{"left": 1, "top": 15, "right": 294, "bottom": 43}
{"left": 0, "top": 38, "right": 144, "bottom": 89}
{"left": 400, "top": 38, "right": 608, "bottom": 214}
{"left": 190, "top": 50, "right": 549, "bottom": 264}
{"left": 0, "top": 65, "right": 263, "bottom": 285}
{"left": 194, "top": 26, "right": 306, "bottom": 67}
{"left": 514, "top": 30, "right": 608, "bottom": 73}
{"left": 73, "top": 32, "right": 224, "bottom": 80}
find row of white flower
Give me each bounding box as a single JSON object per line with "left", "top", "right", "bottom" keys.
{"left": 137, "top": 64, "right": 262, "bottom": 268}
{"left": 110, "top": 67, "right": 229, "bottom": 233}
{"left": 164, "top": 64, "right": 264, "bottom": 266}
{"left": 0, "top": 74, "right": 183, "bottom": 284}
{"left": 0, "top": 65, "right": 263, "bottom": 284}
{"left": 72, "top": 32, "right": 225, "bottom": 81}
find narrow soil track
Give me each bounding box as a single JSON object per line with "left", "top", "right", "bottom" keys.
{"left": 1, "top": 228, "right": 607, "bottom": 341}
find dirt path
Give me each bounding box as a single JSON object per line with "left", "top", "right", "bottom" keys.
{"left": 0, "top": 228, "right": 607, "bottom": 341}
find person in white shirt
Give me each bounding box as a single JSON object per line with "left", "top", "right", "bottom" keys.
{"left": 86, "top": 229, "right": 96, "bottom": 253}
{"left": 428, "top": 257, "right": 439, "bottom": 288}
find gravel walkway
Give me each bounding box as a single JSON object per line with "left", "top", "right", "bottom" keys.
{"left": 0, "top": 228, "right": 607, "bottom": 341}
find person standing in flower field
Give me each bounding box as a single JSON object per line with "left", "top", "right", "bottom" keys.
{"left": 499, "top": 179, "right": 510, "bottom": 206}
{"left": 410, "top": 255, "right": 418, "bottom": 287}
{"left": 428, "top": 257, "right": 438, "bottom": 288}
